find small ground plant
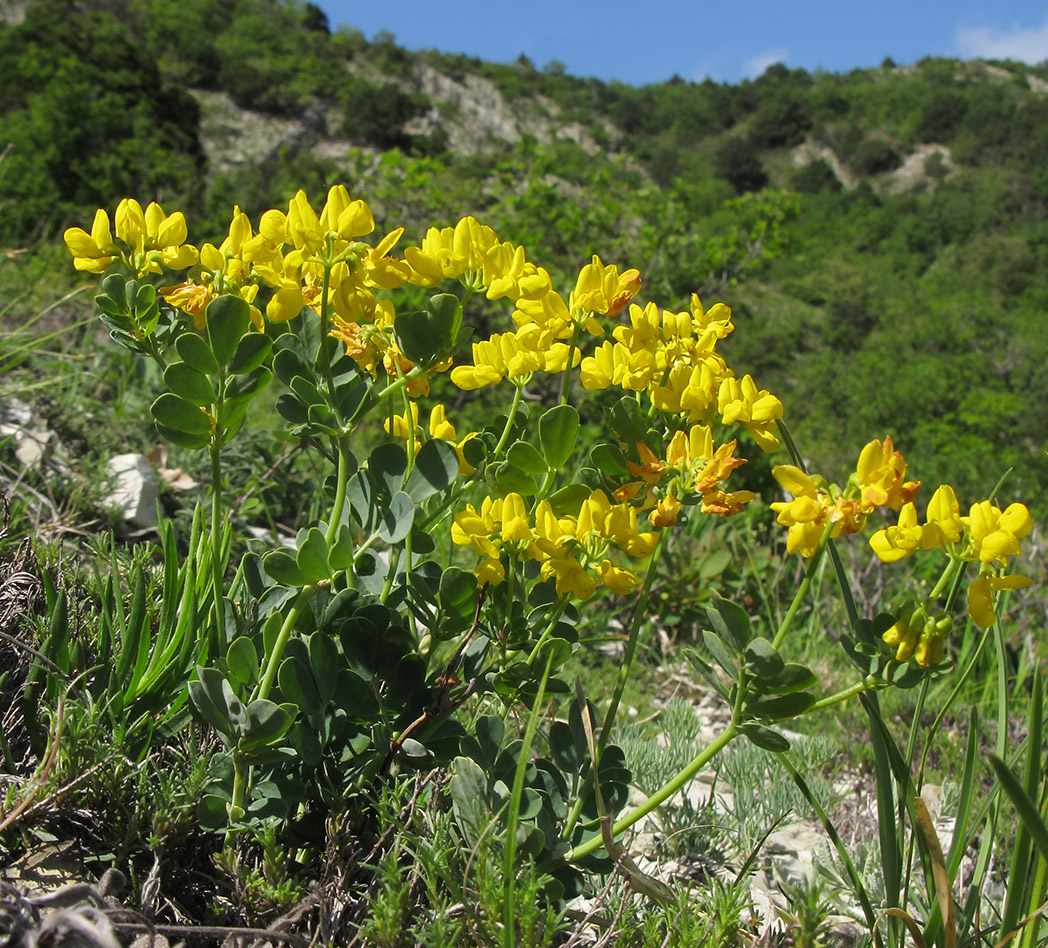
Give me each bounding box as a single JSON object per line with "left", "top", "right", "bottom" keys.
{"left": 0, "top": 188, "right": 1043, "bottom": 947}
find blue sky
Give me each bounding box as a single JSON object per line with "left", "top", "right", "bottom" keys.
{"left": 316, "top": 1, "right": 1048, "bottom": 86}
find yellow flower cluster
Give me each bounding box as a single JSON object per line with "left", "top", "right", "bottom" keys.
{"left": 869, "top": 485, "right": 1033, "bottom": 628}
{"left": 65, "top": 199, "right": 197, "bottom": 278}
{"left": 65, "top": 190, "right": 785, "bottom": 603}
{"left": 447, "top": 252, "right": 641, "bottom": 391}
{"left": 771, "top": 436, "right": 919, "bottom": 557}
{"left": 580, "top": 295, "right": 783, "bottom": 451}
{"left": 384, "top": 402, "right": 478, "bottom": 475}
{"left": 451, "top": 489, "right": 657, "bottom": 599}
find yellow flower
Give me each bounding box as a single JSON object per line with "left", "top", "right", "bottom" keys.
{"left": 966, "top": 572, "right": 1032, "bottom": 628}
{"left": 383, "top": 400, "right": 420, "bottom": 440}
{"left": 428, "top": 405, "right": 479, "bottom": 476}
{"left": 921, "top": 484, "right": 965, "bottom": 548}
{"left": 717, "top": 375, "right": 783, "bottom": 452}
{"left": 882, "top": 603, "right": 952, "bottom": 666}
{"left": 569, "top": 255, "right": 641, "bottom": 320}
{"left": 115, "top": 199, "right": 199, "bottom": 276}
{"left": 869, "top": 502, "right": 924, "bottom": 563}
{"left": 855, "top": 436, "right": 920, "bottom": 512}
{"left": 64, "top": 209, "right": 118, "bottom": 273}
{"left": 964, "top": 501, "right": 1033, "bottom": 564}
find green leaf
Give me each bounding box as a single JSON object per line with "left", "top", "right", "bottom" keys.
{"left": 744, "top": 637, "right": 786, "bottom": 679}
{"left": 607, "top": 396, "right": 648, "bottom": 452}
{"left": 164, "top": 363, "right": 215, "bottom": 406}
{"left": 370, "top": 442, "right": 408, "bottom": 498}
{"left": 450, "top": 756, "right": 489, "bottom": 848}
{"left": 539, "top": 405, "right": 580, "bottom": 469}
{"left": 507, "top": 441, "right": 549, "bottom": 476}
{"left": 746, "top": 692, "right": 815, "bottom": 721}
{"left": 228, "top": 333, "right": 272, "bottom": 375}
{"left": 224, "top": 366, "right": 272, "bottom": 406}
{"left": 100, "top": 273, "right": 128, "bottom": 311}
{"left": 239, "top": 699, "right": 295, "bottom": 751}
{"left": 378, "top": 491, "right": 415, "bottom": 544}
{"left": 405, "top": 438, "right": 459, "bottom": 502}
{"left": 706, "top": 596, "right": 751, "bottom": 650}
{"left": 153, "top": 423, "right": 210, "bottom": 450}
{"left": 188, "top": 667, "right": 241, "bottom": 739}
{"left": 535, "top": 637, "right": 573, "bottom": 670}
{"left": 439, "top": 568, "right": 478, "bottom": 634}
{"left": 175, "top": 332, "right": 220, "bottom": 375}
{"left": 278, "top": 655, "right": 322, "bottom": 717}
{"left": 296, "top": 528, "right": 331, "bottom": 584}
{"left": 701, "top": 629, "right": 738, "bottom": 680}
{"left": 699, "top": 549, "right": 732, "bottom": 580}
{"left": 590, "top": 443, "right": 628, "bottom": 477}
{"left": 151, "top": 393, "right": 212, "bottom": 435}
{"left": 272, "top": 338, "right": 311, "bottom": 386}
{"left": 329, "top": 523, "right": 355, "bottom": 571}
{"left": 205, "top": 295, "right": 251, "bottom": 365}
{"left": 275, "top": 394, "right": 309, "bottom": 425}
{"left": 756, "top": 662, "right": 819, "bottom": 695}
{"left": 989, "top": 754, "right": 1048, "bottom": 863}
{"left": 492, "top": 462, "right": 539, "bottom": 497}
{"left": 308, "top": 632, "right": 339, "bottom": 708}
{"left": 740, "top": 723, "right": 791, "bottom": 752}
{"left": 548, "top": 483, "right": 591, "bottom": 517}
{"left": 264, "top": 550, "right": 307, "bottom": 587}
{"left": 226, "top": 637, "right": 258, "bottom": 691}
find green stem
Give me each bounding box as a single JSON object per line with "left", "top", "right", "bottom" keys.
{"left": 319, "top": 249, "right": 338, "bottom": 419}
{"left": 558, "top": 321, "right": 583, "bottom": 406}
{"left": 372, "top": 364, "right": 427, "bottom": 412}
{"left": 524, "top": 599, "right": 569, "bottom": 665}
{"left": 597, "top": 531, "right": 668, "bottom": 755}
{"left": 400, "top": 386, "right": 417, "bottom": 480}
{"left": 928, "top": 555, "right": 962, "bottom": 602}
{"left": 567, "top": 723, "right": 738, "bottom": 864}
{"left": 503, "top": 648, "right": 555, "bottom": 948}
{"left": 325, "top": 437, "right": 352, "bottom": 547}
{"left": 493, "top": 382, "right": 525, "bottom": 458}
{"left": 252, "top": 588, "right": 311, "bottom": 703}
{"left": 209, "top": 430, "right": 226, "bottom": 656}
{"left": 228, "top": 750, "right": 248, "bottom": 824}
{"left": 770, "top": 520, "right": 834, "bottom": 652}
{"left": 916, "top": 624, "right": 993, "bottom": 785}
{"left": 805, "top": 676, "right": 879, "bottom": 714}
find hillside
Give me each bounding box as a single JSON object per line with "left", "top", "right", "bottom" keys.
{"left": 2, "top": 0, "right": 1047, "bottom": 505}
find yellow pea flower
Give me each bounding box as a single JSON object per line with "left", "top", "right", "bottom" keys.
{"left": 855, "top": 436, "right": 920, "bottom": 512}
{"left": 869, "top": 502, "right": 924, "bottom": 562}
{"left": 64, "top": 208, "right": 118, "bottom": 273}
{"left": 717, "top": 375, "right": 783, "bottom": 452}
{"left": 569, "top": 255, "right": 641, "bottom": 320}
{"left": 966, "top": 572, "right": 1033, "bottom": 628}
{"left": 383, "top": 400, "right": 420, "bottom": 440}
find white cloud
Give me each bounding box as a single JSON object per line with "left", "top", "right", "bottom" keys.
{"left": 956, "top": 17, "right": 1048, "bottom": 64}
{"left": 744, "top": 47, "right": 790, "bottom": 78}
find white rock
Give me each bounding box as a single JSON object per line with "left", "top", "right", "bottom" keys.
{"left": 106, "top": 454, "right": 159, "bottom": 527}
{"left": 0, "top": 397, "right": 53, "bottom": 470}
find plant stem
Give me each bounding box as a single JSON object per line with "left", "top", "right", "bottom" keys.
{"left": 805, "top": 676, "right": 879, "bottom": 713}
{"left": 567, "top": 723, "right": 738, "bottom": 863}
{"left": 770, "top": 520, "right": 834, "bottom": 652}
{"left": 252, "top": 588, "right": 311, "bottom": 703}
{"left": 209, "top": 429, "right": 226, "bottom": 656}
{"left": 558, "top": 321, "right": 583, "bottom": 406}
{"left": 325, "top": 436, "right": 352, "bottom": 546}
{"left": 503, "top": 648, "right": 555, "bottom": 948}
{"left": 493, "top": 382, "right": 525, "bottom": 458}
{"left": 597, "top": 530, "right": 668, "bottom": 755}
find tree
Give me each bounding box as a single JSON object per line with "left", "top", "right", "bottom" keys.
{"left": 714, "top": 137, "right": 768, "bottom": 194}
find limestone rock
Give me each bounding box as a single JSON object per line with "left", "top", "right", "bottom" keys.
{"left": 105, "top": 453, "right": 159, "bottom": 527}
